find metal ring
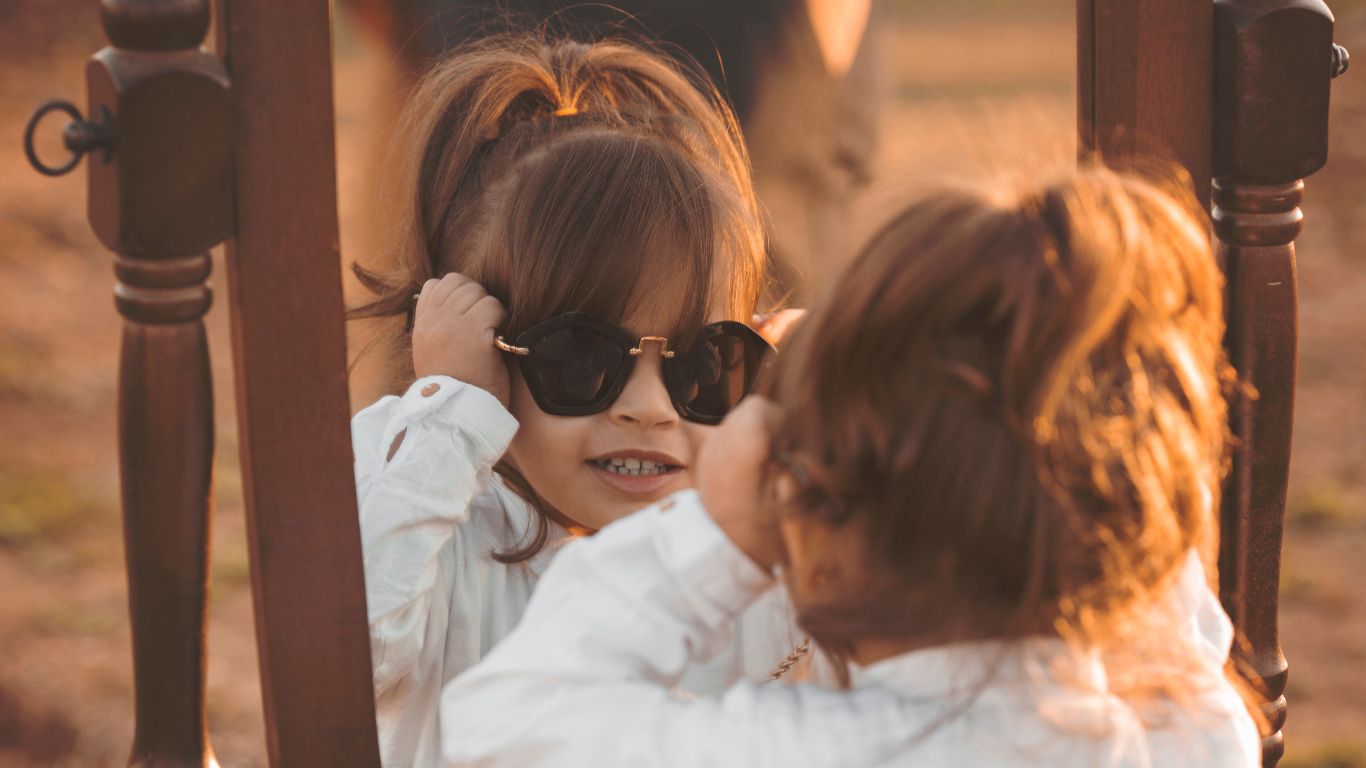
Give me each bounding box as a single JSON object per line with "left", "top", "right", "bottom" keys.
{"left": 24, "top": 100, "right": 86, "bottom": 177}
{"left": 1332, "top": 43, "right": 1350, "bottom": 79}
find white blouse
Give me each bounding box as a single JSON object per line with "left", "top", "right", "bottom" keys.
{"left": 353, "top": 376, "right": 816, "bottom": 768}
{"left": 443, "top": 492, "right": 1261, "bottom": 767}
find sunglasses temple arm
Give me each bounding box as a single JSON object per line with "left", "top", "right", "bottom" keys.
{"left": 493, "top": 336, "right": 530, "bottom": 356}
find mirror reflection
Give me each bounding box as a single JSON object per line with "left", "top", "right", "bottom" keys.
{"left": 339, "top": 1, "right": 1263, "bottom": 763}
{"left": 340, "top": 6, "right": 879, "bottom": 765}
{"left": 335, "top": 2, "right": 1082, "bottom": 766}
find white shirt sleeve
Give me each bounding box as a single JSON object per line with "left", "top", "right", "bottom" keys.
{"left": 440, "top": 492, "right": 877, "bottom": 768}
{"left": 352, "top": 375, "right": 518, "bottom": 696}
{"left": 439, "top": 493, "right": 1263, "bottom": 768}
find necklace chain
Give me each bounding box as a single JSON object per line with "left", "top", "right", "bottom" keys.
{"left": 766, "top": 638, "right": 811, "bottom": 681}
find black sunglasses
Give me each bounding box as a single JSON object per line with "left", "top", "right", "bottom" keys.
{"left": 493, "top": 312, "right": 773, "bottom": 424}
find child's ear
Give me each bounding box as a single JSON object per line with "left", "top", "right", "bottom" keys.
{"left": 753, "top": 309, "right": 807, "bottom": 347}
{"left": 780, "top": 515, "right": 875, "bottom": 602}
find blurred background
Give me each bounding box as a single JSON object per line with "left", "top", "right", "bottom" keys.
{"left": 1, "top": 1, "right": 1363, "bottom": 765}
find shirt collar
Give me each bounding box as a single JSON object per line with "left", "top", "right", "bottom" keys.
{"left": 850, "top": 548, "right": 1227, "bottom": 702}
{"left": 850, "top": 637, "right": 1108, "bottom": 701}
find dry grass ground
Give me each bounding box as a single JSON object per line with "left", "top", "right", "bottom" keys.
{"left": 1, "top": 1, "right": 1363, "bottom": 765}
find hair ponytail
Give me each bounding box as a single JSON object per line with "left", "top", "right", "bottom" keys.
{"left": 350, "top": 31, "right": 764, "bottom": 336}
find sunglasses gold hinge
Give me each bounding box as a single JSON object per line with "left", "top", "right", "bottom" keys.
{"left": 493, "top": 336, "right": 530, "bottom": 356}
{"left": 630, "top": 337, "right": 676, "bottom": 358}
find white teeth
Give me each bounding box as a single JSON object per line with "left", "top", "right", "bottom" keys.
{"left": 596, "top": 458, "right": 672, "bottom": 476}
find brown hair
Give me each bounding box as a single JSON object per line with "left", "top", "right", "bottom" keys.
{"left": 772, "top": 166, "right": 1248, "bottom": 718}
{"left": 350, "top": 33, "right": 768, "bottom": 559}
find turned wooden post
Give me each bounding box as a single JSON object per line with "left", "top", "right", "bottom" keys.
{"left": 1082, "top": 2, "right": 1348, "bottom": 763}
{"left": 87, "top": 1, "right": 233, "bottom": 765}
{"left": 1213, "top": 2, "right": 1340, "bottom": 764}
{"left": 28, "top": 0, "right": 380, "bottom": 763}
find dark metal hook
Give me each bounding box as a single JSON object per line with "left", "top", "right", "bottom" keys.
{"left": 1332, "top": 43, "right": 1350, "bottom": 79}
{"left": 23, "top": 100, "right": 115, "bottom": 177}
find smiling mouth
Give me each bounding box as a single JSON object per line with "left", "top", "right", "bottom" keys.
{"left": 588, "top": 457, "right": 682, "bottom": 477}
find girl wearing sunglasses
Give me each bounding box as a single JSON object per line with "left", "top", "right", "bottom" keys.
{"left": 442, "top": 168, "right": 1261, "bottom": 767}
{"left": 347, "top": 33, "right": 818, "bottom": 768}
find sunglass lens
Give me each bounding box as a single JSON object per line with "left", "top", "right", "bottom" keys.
{"left": 526, "top": 324, "right": 626, "bottom": 410}
{"left": 666, "top": 328, "right": 763, "bottom": 423}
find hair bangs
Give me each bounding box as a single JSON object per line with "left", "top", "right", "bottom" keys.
{"left": 492, "top": 130, "right": 737, "bottom": 343}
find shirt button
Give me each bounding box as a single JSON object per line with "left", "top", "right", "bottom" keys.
{"left": 421, "top": 383, "right": 441, "bottom": 397}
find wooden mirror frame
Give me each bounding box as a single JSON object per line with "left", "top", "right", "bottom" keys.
{"left": 47, "top": 0, "right": 1342, "bottom": 765}
{"left": 1081, "top": 3, "right": 1338, "bottom": 764}
{"left": 73, "top": 0, "right": 379, "bottom": 764}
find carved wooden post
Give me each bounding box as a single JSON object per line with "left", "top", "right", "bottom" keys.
{"left": 28, "top": 0, "right": 380, "bottom": 764}
{"left": 1212, "top": 2, "right": 1341, "bottom": 764}
{"left": 85, "top": 1, "right": 231, "bottom": 765}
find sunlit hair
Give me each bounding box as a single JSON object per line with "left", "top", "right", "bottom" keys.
{"left": 350, "top": 33, "right": 768, "bottom": 558}
{"left": 771, "top": 165, "right": 1252, "bottom": 721}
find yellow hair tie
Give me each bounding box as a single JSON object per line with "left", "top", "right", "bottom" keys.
{"left": 553, "top": 105, "right": 580, "bottom": 117}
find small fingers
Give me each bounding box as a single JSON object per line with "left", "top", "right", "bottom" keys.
{"left": 415, "top": 278, "right": 442, "bottom": 317}
{"left": 470, "top": 294, "right": 508, "bottom": 328}
{"left": 431, "top": 272, "right": 475, "bottom": 305}
{"left": 416, "top": 273, "right": 484, "bottom": 323}
{"left": 444, "top": 280, "right": 489, "bottom": 316}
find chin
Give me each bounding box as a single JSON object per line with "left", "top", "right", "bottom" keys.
{"left": 578, "top": 488, "right": 684, "bottom": 531}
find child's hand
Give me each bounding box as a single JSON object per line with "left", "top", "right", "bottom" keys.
{"left": 412, "top": 273, "right": 511, "bottom": 409}
{"left": 697, "top": 396, "right": 785, "bottom": 571}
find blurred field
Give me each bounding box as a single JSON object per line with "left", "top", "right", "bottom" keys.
{"left": 2, "top": 1, "right": 1364, "bottom": 765}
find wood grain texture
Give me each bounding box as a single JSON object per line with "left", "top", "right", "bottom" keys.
{"left": 1077, "top": 0, "right": 1212, "bottom": 209}
{"left": 1214, "top": 179, "right": 1301, "bottom": 766}
{"left": 1212, "top": 2, "right": 1336, "bottom": 764}
{"left": 85, "top": 0, "right": 227, "bottom": 764}
{"left": 217, "top": 0, "right": 382, "bottom": 764}
{"left": 118, "top": 308, "right": 216, "bottom": 768}
{"left": 1082, "top": 3, "right": 1342, "bottom": 764}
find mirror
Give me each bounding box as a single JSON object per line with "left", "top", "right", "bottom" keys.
{"left": 0, "top": 1, "right": 1082, "bottom": 764}
{"left": 328, "top": 1, "right": 1074, "bottom": 766}
{"left": 36, "top": 0, "right": 1355, "bottom": 764}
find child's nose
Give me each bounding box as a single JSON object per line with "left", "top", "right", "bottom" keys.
{"left": 608, "top": 347, "right": 678, "bottom": 429}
